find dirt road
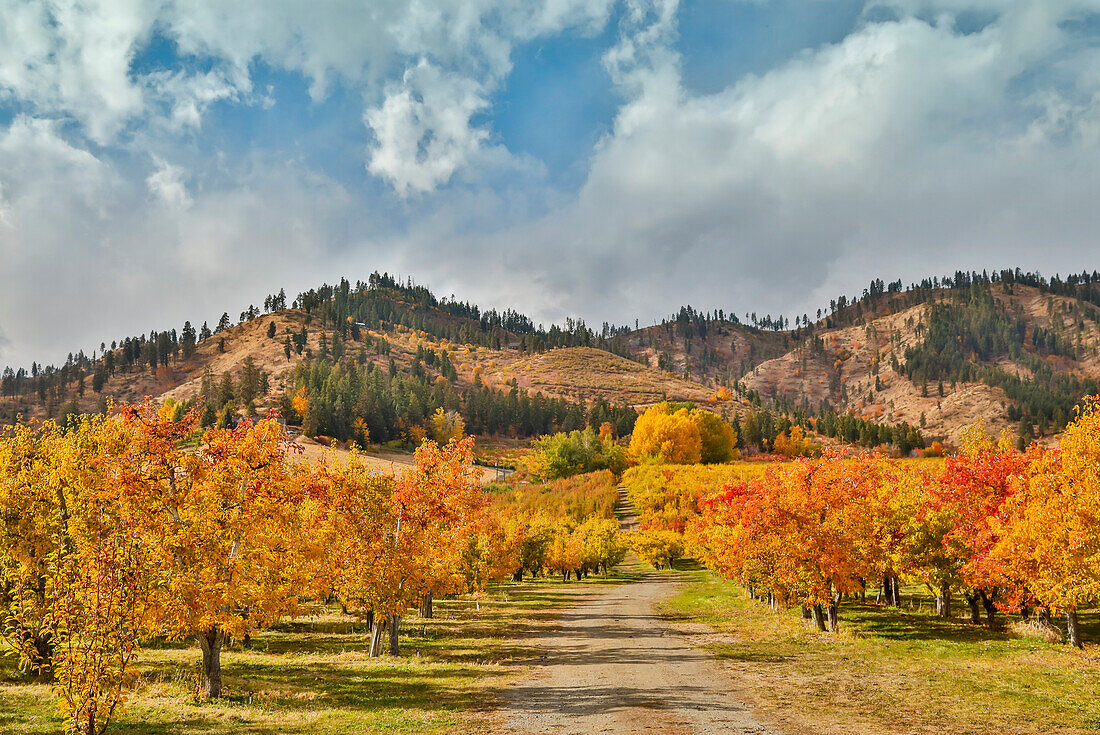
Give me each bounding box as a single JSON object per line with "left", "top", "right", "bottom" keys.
{"left": 501, "top": 491, "right": 778, "bottom": 735}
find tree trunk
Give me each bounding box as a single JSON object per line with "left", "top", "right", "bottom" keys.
{"left": 802, "top": 606, "right": 812, "bottom": 620}
{"left": 31, "top": 630, "right": 54, "bottom": 678}
{"left": 936, "top": 583, "right": 951, "bottom": 619}
{"left": 369, "top": 616, "right": 386, "bottom": 657}
{"left": 966, "top": 592, "right": 982, "bottom": 625}
{"left": 890, "top": 574, "right": 901, "bottom": 607}
{"left": 85, "top": 708, "right": 95, "bottom": 735}
{"left": 513, "top": 570, "right": 523, "bottom": 583}
{"left": 388, "top": 615, "right": 401, "bottom": 656}
{"left": 979, "top": 589, "right": 998, "bottom": 630}
{"left": 827, "top": 595, "right": 840, "bottom": 632}
{"left": 811, "top": 605, "right": 827, "bottom": 631}
{"left": 197, "top": 626, "right": 226, "bottom": 699}
{"left": 419, "top": 593, "right": 433, "bottom": 619}
{"left": 365, "top": 609, "right": 375, "bottom": 633}
{"left": 1067, "top": 609, "right": 1083, "bottom": 649}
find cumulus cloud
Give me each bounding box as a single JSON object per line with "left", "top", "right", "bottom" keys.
{"left": 365, "top": 60, "right": 493, "bottom": 195}
{"left": 374, "top": 0, "right": 1100, "bottom": 329}
{"left": 2, "top": 0, "right": 1100, "bottom": 368}
{"left": 0, "top": 0, "right": 154, "bottom": 142}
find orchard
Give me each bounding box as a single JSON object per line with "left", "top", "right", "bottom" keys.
{"left": 0, "top": 401, "right": 626, "bottom": 735}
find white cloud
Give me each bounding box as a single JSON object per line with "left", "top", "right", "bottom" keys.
{"left": 147, "top": 69, "right": 241, "bottom": 132}
{"left": 146, "top": 159, "right": 192, "bottom": 210}
{"left": 3, "top": 0, "right": 1100, "bottom": 369}
{"left": 0, "top": 0, "right": 155, "bottom": 142}
{"left": 365, "top": 60, "right": 493, "bottom": 195}
{"left": 373, "top": 1, "right": 1100, "bottom": 330}
{"left": 0, "top": 116, "right": 114, "bottom": 223}
{"left": 0, "top": 0, "right": 616, "bottom": 186}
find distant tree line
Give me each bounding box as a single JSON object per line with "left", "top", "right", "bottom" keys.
{"left": 280, "top": 347, "right": 637, "bottom": 445}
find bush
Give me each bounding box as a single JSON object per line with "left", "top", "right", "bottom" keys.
{"left": 520, "top": 428, "right": 627, "bottom": 481}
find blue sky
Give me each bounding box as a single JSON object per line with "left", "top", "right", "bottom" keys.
{"left": 1, "top": 0, "right": 1100, "bottom": 368}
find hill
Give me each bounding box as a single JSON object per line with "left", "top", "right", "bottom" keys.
{"left": 3, "top": 268, "right": 1100, "bottom": 451}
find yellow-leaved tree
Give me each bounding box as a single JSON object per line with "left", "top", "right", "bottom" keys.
{"left": 628, "top": 402, "right": 736, "bottom": 465}
{"left": 1, "top": 412, "right": 160, "bottom": 735}
{"left": 988, "top": 398, "right": 1100, "bottom": 647}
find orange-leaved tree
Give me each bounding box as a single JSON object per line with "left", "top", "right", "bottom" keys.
{"left": 309, "top": 436, "right": 484, "bottom": 655}
{"left": 116, "top": 402, "right": 309, "bottom": 699}
{"left": 930, "top": 424, "right": 1031, "bottom": 628}
{"left": 693, "top": 453, "right": 895, "bottom": 632}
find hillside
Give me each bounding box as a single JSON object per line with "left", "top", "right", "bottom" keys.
{"left": 486, "top": 347, "right": 718, "bottom": 406}
{"left": 4, "top": 269, "right": 1100, "bottom": 450}
{"left": 620, "top": 281, "right": 1100, "bottom": 445}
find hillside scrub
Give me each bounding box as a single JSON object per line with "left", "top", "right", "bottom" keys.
{"left": 903, "top": 287, "right": 1100, "bottom": 434}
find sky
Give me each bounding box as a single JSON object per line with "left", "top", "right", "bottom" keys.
{"left": 1, "top": 0, "right": 1100, "bottom": 369}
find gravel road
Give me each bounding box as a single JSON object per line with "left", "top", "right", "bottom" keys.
{"left": 501, "top": 490, "right": 780, "bottom": 735}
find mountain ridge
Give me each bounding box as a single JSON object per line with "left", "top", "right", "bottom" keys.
{"left": 4, "top": 269, "right": 1100, "bottom": 449}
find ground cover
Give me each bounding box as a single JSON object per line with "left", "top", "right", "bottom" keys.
{"left": 0, "top": 576, "right": 629, "bottom": 735}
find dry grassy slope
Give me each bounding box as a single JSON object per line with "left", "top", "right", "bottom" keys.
{"left": 158, "top": 312, "right": 312, "bottom": 405}
{"left": 995, "top": 284, "right": 1100, "bottom": 374}
{"left": 742, "top": 302, "right": 1015, "bottom": 444}
{"left": 618, "top": 320, "right": 793, "bottom": 385}
{"left": 9, "top": 283, "right": 1100, "bottom": 446}
{"left": 0, "top": 312, "right": 318, "bottom": 421}
{"left": 483, "top": 346, "right": 734, "bottom": 410}
{"left": 738, "top": 285, "right": 1100, "bottom": 444}
{"left": 149, "top": 319, "right": 733, "bottom": 415}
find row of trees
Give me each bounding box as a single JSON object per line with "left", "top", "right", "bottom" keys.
{"left": 486, "top": 470, "right": 627, "bottom": 582}
{"left": 688, "top": 403, "right": 1100, "bottom": 646}
{"left": 291, "top": 274, "right": 634, "bottom": 357}
{"left": 0, "top": 403, "right": 498, "bottom": 734}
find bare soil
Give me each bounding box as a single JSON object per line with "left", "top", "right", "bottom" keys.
{"left": 500, "top": 490, "right": 778, "bottom": 735}
{"left": 500, "top": 571, "right": 778, "bottom": 735}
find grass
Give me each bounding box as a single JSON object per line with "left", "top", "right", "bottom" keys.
{"left": 0, "top": 573, "right": 632, "bottom": 735}
{"left": 661, "top": 560, "right": 1100, "bottom": 735}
